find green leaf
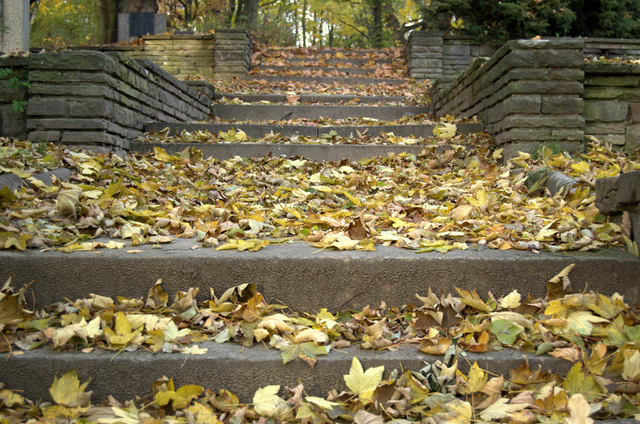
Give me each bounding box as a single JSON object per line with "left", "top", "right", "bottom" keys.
{"left": 490, "top": 319, "right": 522, "bottom": 345}
{"left": 280, "top": 342, "right": 330, "bottom": 365}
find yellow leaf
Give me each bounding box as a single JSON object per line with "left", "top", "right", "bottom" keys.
{"left": 565, "top": 393, "right": 594, "bottom": 424}
{"left": 49, "top": 370, "right": 92, "bottom": 407}
{"left": 546, "top": 264, "right": 575, "bottom": 300}
{"left": 622, "top": 350, "right": 640, "bottom": 382}
{"left": 305, "top": 396, "right": 340, "bottom": 411}
{"left": 294, "top": 328, "right": 328, "bottom": 344}
{"left": 566, "top": 311, "right": 609, "bottom": 336}
{"left": 456, "top": 287, "right": 493, "bottom": 312}
{"left": 570, "top": 161, "right": 591, "bottom": 175}
{"left": 259, "top": 314, "right": 294, "bottom": 333}
{"left": 460, "top": 362, "right": 488, "bottom": 394}
{"left": 344, "top": 357, "right": 384, "bottom": 401}
{"left": 499, "top": 290, "right": 522, "bottom": 309}
{"left": 450, "top": 205, "right": 473, "bottom": 221}
{"left": 479, "top": 398, "right": 528, "bottom": 421}
{"left": 433, "top": 123, "right": 457, "bottom": 139}
{"left": 253, "top": 385, "right": 284, "bottom": 416}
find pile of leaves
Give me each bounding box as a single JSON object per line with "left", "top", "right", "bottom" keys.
{"left": 1, "top": 135, "right": 638, "bottom": 253}
{"left": 252, "top": 45, "right": 405, "bottom": 64}
{"left": 249, "top": 65, "right": 405, "bottom": 79}
{"left": 209, "top": 78, "right": 430, "bottom": 103}
{"left": 4, "top": 265, "right": 640, "bottom": 422}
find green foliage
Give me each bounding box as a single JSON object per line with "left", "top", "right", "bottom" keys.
{"left": 31, "top": 0, "right": 98, "bottom": 47}
{"left": 569, "top": 0, "right": 640, "bottom": 38}
{"left": 0, "top": 67, "right": 30, "bottom": 113}
{"left": 421, "top": 0, "right": 575, "bottom": 43}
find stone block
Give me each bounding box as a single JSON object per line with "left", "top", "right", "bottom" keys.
{"left": 541, "top": 96, "right": 583, "bottom": 114}
{"left": 26, "top": 98, "right": 69, "bottom": 116}
{"left": 584, "top": 75, "right": 640, "bottom": 87}
{"left": 599, "top": 134, "right": 626, "bottom": 145}
{"left": 29, "top": 51, "right": 116, "bottom": 73}
{"left": 443, "top": 44, "right": 470, "bottom": 57}
{"left": 630, "top": 103, "right": 640, "bottom": 122}
{"left": 626, "top": 124, "right": 640, "bottom": 153}
{"left": 0, "top": 104, "right": 26, "bottom": 137}
{"left": 586, "top": 122, "right": 626, "bottom": 135}
{"left": 584, "top": 87, "right": 640, "bottom": 101}
{"left": 27, "top": 130, "right": 61, "bottom": 142}
{"left": 69, "top": 99, "right": 114, "bottom": 118}
{"left": 584, "top": 100, "right": 628, "bottom": 122}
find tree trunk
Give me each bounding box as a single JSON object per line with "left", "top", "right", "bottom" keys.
{"left": 371, "top": 0, "right": 383, "bottom": 47}
{"left": 301, "top": 0, "right": 308, "bottom": 47}
{"left": 95, "top": 0, "right": 121, "bottom": 44}
{"left": 122, "top": 0, "right": 157, "bottom": 12}
{"left": 382, "top": 0, "right": 402, "bottom": 45}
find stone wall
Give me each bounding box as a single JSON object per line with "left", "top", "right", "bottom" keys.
{"left": 405, "top": 31, "right": 496, "bottom": 80}
{"left": 584, "top": 62, "right": 640, "bottom": 153}
{"left": 0, "top": 56, "right": 28, "bottom": 137}
{"left": 431, "top": 39, "right": 585, "bottom": 158}
{"left": 25, "top": 50, "right": 212, "bottom": 151}
{"left": 214, "top": 29, "right": 253, "bottom": 80}
{"left": 596, "top": 171, "right": 640, "bottom": 243}
{"left": 584, "top": 38, "right": 640, "bottom": 59}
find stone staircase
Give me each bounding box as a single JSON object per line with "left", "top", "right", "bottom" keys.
{"left": 1, "top": 45, "right": 640, "bottom": 412}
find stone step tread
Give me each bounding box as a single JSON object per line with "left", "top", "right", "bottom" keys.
{"left": 259, "top": 57, "right": 398, "bottom": 66}
{"left": 2, "top": 239, "right": 637, "bottom": 311}
{"left": 214, "top": 93, "right": 412, "bottom": 104}
{"left": 131, "top": 141, "right": 449, "bottom": 162}
{"left": 211, "top": 104, "right": 430, "bottom": 120}
{"left": 143, "top": 122, "right": 485, "bottom": 139}
{"left": 1, "top": 342, "right": 571, "bottom": 404}
{"left": 248, "top": 75, "right": 408, "bottom": 85}
{"left": 250, "top": 65, "right": 391, "bottom": 75}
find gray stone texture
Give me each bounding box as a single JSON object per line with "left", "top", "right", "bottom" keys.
{"left": 19, "top": 50, "right": 212, "bottom": 150}
{"left": 596, "top": 171, "right": 640, "bottom": 215}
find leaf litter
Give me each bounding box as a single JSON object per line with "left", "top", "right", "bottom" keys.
{"left": 1, "top": 134, "right": 639, "bottom": 253}
{"left": 4, "top": 264, "right": 640, "bottom": 421}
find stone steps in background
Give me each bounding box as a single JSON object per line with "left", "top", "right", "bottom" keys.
{"left": 143, "top": 122, "right": 484, "bottom": 140}
{"left": 247, "top": 75, "right": 408, "bottom": 85}
{"left": 211, "top": 104, "right": 430, "bottom": 120}
{"left": 250, "top": 65, "right": 381, "bottom": 76}
{"left": 214, "top": 93, "right": 411, "bottom": 104}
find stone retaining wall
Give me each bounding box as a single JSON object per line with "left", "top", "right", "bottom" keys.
{"left": 431, "top": 39, "right": 585, "bottom": 158}
{"left": 214, "top": 29, "right": 253, "bottom": 80}
{"left": 584, "top": 38, "right": 640, "bottom": 59}
{"left": 405, "top": 31, "right": 497, "bottom": 80}
{"left": 0, "top": 56, "right": 28, "bottom": 137}
{"left": 25, "top": 50, "right": 212, "bottom": 151}
{"left": 596, "top": 170, "right": 640, "bottom": 243}
{"left": 584, "top": 62, "right": 640, "bottom": 153}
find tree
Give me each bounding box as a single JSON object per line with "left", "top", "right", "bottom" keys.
{"left": 569, "top": 0, "right": 640, "bottom": 38}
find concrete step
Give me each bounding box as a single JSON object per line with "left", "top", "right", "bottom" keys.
{"left": 132, "top": 141, "right": 446, "bottom": 161}
{"left": 267, "top": 56, "right": 396, "bottom": 66}
{"left": 143, "top": 122, "right": 484, "bottom": 139}
{"left": 251, "top": 65, "right": 380, "bottom": 76}
{"left": 248, "top": 75, "right": 408, "bottom": 85}
{"left": 214, "top": 93, "right": 411, "bottom": 104}
{"left": 211, "top": 104, "right": 430, "bottom": 120}
{"left": 1, "top": 240, "right": 638, "bottom": 311}
{"left": 1, "top": 342, "right": 571, "bottom": 404}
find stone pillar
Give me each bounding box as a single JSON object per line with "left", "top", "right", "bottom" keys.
{"left": 117, "top": 12, "right": 166, "bottom": 42}
{"left": 405, "top": 31, "right": 443, "bottom": 80}
{"left": 214, "top": 29, "right": 253, "bottom": 80}
{"left": 1, "top": 0, "right": 29, "bottom": 54}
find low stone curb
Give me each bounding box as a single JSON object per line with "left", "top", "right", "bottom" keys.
{"left": 1, "top": 240, "right": 638, "bottom": 310}
{"left": 0, "top": 342, "right": 573, "bottom": 403}
{"left": 214, "top": 93, "right": 410, "bottom": 104}
{"left": 0, "top": 168, "right": 72, "bottom": 192}
{"left": 143, "top": 122, "right": 485, "bottom": 138}
{"left": 211, "top": 104, "right": 430, "bottom": 120}
{"left": 249, "top": 75, "right": 408, "bottom": 85}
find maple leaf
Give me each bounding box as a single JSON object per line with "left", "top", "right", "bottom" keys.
{"left": 344, "top": 357, "right": 384, "bottom": 401}
{"left": 252, "top": 385, "right": 286, "bottom": 416}
{"left": 460, "top": 362, "right": 488, "bottom": 394}
{"left": 562, "top": 362, "right": 601, "bottom": 401}
{"left": 154, "top": 382, "right": 204, "bottom": 410}
{"left": 280, "top": 342, "right": 330, "bottom": 366}
{"left": 49, "top": 370, "right": 92, "bottom": 407}
{"left": 622, "top": 350, "right": 640, "bottom": 382}
{"left": 490, "top": 319, "right": 523, "bottom": 345}
{"left": 456, "top": 287, "right": 493, "bottom": 312}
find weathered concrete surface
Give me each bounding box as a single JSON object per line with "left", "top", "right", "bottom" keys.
{"left": 0, "top": 342, "right": 572, "bottom": 403}
{"left": 214, "top": 93, "right": 410, "bottom": 104}
{"left": 1, "top": 240, "right": 638, "bottom": 310}
{"left": 212, "top": 104, "right": 430, "bottom": 120}
{"left": 131, "top": 141, "right": 438, "bottom": 161}
{"left": 248, "top": 75, "right": 407, "bottom": 86}
{"left": 143, "top": 122, "right": 485, "bottom": 138}
{"left": 0, "top": 168, "right": 72, "bottom": 192}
